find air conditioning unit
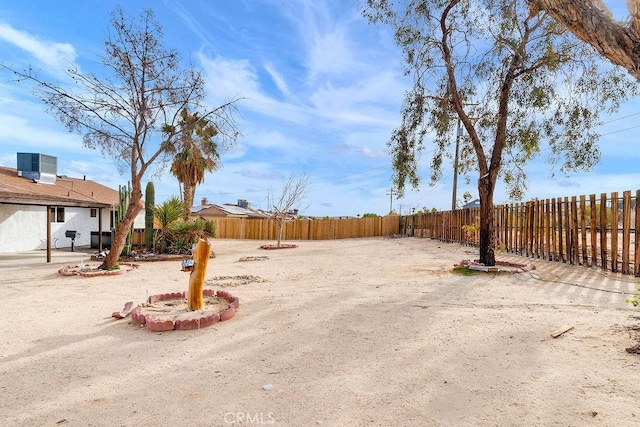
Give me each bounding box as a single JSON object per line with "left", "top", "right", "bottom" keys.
{"left": 16, "top": 153, "right": 57, "bottom": 184}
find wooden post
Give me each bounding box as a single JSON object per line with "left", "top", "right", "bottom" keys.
{"left": 564, "top": 197, "right": 571, "bottom": 264}
{"left": 589, "top": 194, "right": 597, "bottom": 267}
{"left": 580, "top": 195, "right": 587, "bottom": 266}
{"left": 188, "top": 239, "right": 211, "bottom": 311}
{"left": 600, "top": 193, "right": 608, "bottom": 271}
{"left": 551, "top": 198, "right": 557, "bottom": 261}
{"left": 544, "top": 199, "right": 550, "bottom": 260}
{"left": 571, "top": 196, "right": 579, "bottom": 265}
{"left": 557, "top": 198, "right": 564, "bottom": 262}
{"left": 635, "top": 190, "right": 640, "bottom": 276}
{"left": 611, "top": 192, "right": 619, "bottom": 273}
{"left": 531, "top": 200, "right": 537, "bottom": 257}
{"left": 622, "top": 191, "right": 631, "bottom": 275}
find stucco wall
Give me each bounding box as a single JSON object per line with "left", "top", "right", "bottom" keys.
{"left": 0, "top": 205, "right": 122, "bottom": 253}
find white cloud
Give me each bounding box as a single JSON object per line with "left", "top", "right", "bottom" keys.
{"left": 198, "top": 53, "right": 312, "bottom": 126}
{"left": 0, "top": 114, "right": 82, "bottom": 151}
{"left": 306, "top": 28, "right": 356, "bottom": 80}
{"left": 263, "top": 61, "right": 296, "bottom": 101}
{"left": 0, "top": 23, "right": 77, "bottom": 74}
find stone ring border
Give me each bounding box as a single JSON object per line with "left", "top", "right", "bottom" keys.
{"left": 259, "top": 244, "right": 298, "bottom": 250}
{"left": 58, "top": 262, "right": 140, "bottom": 277}
{"left": 132, "top": 289, "right": 240, "bottom": 332}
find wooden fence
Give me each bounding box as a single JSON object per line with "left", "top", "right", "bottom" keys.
{"left": 130, "top": 216, "right": 399, "bottom": 247}
{"left": 403, "top": 190, "right": 640, "bottom": 276}
{"left": 209, "top": 215, "right": 400, "bottom": 240}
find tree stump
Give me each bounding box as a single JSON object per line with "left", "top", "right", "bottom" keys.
{"left": 188, "top": 239, "right": 211, "bottom": 311}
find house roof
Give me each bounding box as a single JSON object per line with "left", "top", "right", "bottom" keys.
{"left": 191, "top": 202, "right": 268, "bottom": 218}
{"left": 191, "top": 204, "right": 228, "bottom": 217}
{"left": 462, "top": 198, "right": 480, "bottom": 209}
{"left": 0, "top": 166, "right": 118, "bottom": 208}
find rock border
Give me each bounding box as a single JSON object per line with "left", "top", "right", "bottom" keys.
{"left": 58, "top": 262, "right": 140, "bottom": 277}
{"left": 459, "top": 259, "right": 536, "bottom": 274}
{"left": 259, "top": 244, "right": 298, "bottom": 250}
{"left": 131, "top": 289, "right": 240, "bottom": 332}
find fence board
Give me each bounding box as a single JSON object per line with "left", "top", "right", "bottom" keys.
{"left": 545, "top": 199, "right": 551, "bottom": 260}
{"left": 600, "top": 193, "right": 607, "bottom": 271}
{"left": 551, "top": 199, "right": 557, "bottom": 261}
{"left": 580, "top": 195, "right": 587, "bottom": 265}
{"left": 589, "top": 194, "right": 597, "bottom": 267}
{"left": 636, "top": 190, "right": 640, "bottom": 276}
{"left": 623, "top": 191, "right": 631, "bottom": 275}
{"left": 571, "top": 196, "right": 579, "bottom": 265}
{"left": 612, "top": 192, "right": 619, "bottom": 273}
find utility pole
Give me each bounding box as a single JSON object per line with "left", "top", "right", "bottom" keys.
{"left": 386, "top": 188, "right": 397, "bottom": 214}
{"left": 452, "top": 104, "right": 479, "bottom": 211}
{"left": 451, "top": 117, "right": 462, "bottom": 211}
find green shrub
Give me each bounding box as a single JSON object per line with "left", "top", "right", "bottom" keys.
{"left": 626, "top": 285, "right": 640, "bottom": 307}
{"left": 160, "top": 218, "right": 216, "bottom": 255}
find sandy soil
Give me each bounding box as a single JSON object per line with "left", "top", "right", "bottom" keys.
{"left": 1, "top": 237, "right": 639, "bottom": 426}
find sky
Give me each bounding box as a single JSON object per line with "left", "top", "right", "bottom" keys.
{"left": 1, "top": 1, "right": 640, "bottom": 217}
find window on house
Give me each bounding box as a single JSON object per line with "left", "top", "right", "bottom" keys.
{"left": 90, "top": 208, "right": 97, "bottom": 218}
{"left": 49, "top": 207, "right": 65, "bottom": 223}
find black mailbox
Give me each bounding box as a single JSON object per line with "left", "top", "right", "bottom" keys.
{"left": 65, "top": 230, "right": 77, "bottom": 251}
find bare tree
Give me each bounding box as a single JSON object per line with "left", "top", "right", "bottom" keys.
{"left": 1, "top": 8, "right": 240, "bottom": 269}
{"left": 364, "top": 0, "right": 636, "bottom": 266}
{"left": 267, "top": 173, "right": 310, "bottom": 248}
{"left": 527, "top": 0, "right": 640, "bottom": 81}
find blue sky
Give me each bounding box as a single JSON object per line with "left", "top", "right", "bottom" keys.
{"left": 1, "top": 1, "right": 639, "bottom": 217}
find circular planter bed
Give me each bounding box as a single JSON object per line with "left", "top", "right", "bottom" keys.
{"left": 259, "top": 244, "right": 298, "bottom": 250}
{"left": 58, "top": 262, "right": 139, "bottom": 277}
{"left": 130, "top": 289, "right": 240, "bottom": 331}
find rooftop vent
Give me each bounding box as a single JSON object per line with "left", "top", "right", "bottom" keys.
{"left": 237, "top": 199, "right": 249, "bottom": 209}
{"left": 17, "top": 153, "right": 57, "bottom": 184}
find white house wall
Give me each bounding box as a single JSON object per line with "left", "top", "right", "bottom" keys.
{"left": 0, "top": 204, "right": 123, "bottom": 253}
{"left": 0, "top": 205, "right": 48, "bottom": 252}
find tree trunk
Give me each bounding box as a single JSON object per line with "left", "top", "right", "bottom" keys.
{"left": 478, "top": 175, "right": 496, "bottom": 266}
{"left": 527, "top": 0, "right": 640, "bottom": 82}
{"left": 100, "top": 188, "right": 144, "bottom": 270}
{"left": 183, "top": 182, "right": 195, "bottom": 221}
{"left": 188, "top": 239, "right": 211, "bottom": 311}
{"left": 276, "top": 220, "right": 283, "bottom": 247}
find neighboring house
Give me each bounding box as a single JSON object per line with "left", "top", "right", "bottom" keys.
{"left": 0, "top": 153, "right": 144, "bottom": 253}
{"left": 462, "top": 199, "right": 481, "bottom": 209}
{"left": 191, "top": 198, "right": 269, "bottom": 219}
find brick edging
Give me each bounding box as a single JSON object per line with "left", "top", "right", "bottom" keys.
{"left": 132, "top": 289, "right": 240, "bottom": 331}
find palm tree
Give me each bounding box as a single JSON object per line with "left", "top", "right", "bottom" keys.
{"left": 170, "top": 109, "right": 220, "bottom": 220}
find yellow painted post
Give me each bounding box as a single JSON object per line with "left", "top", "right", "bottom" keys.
{"left": 188, "top": 239, "right": 211, "bottom": 311}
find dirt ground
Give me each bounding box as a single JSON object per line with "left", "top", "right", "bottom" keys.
{"left": 1, "top": 237, "right": 639, "bottom": 426}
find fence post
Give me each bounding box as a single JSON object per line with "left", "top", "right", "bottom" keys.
{"left": 622, "top": 191, "right": 631, "bottom": 275}
{"left": 589, "top": 194, "right": 597, "bottom": 267}
{"left": 600, "top": 193, "right": 608, "bottom": 271}
{"left": 635, "top": 190, "right": 640, "bottom": 276}
{"left": 580, "top": 195, "right": 587, "bottom": 266}
{"left": 570, "top": 196, "right": 578, "bottom": 265}
{"left": 611, "top": 192, "right": 619, "bottom": 273}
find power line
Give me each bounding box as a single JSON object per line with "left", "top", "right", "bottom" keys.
{"left": 386, "top": 188, "right": 398, "bottom": 213}
{"left": 600, "top": 110, "right": 640, "bottom": 125}
{"left": 598, "top": 123, "right": 640, "bottom": 137}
